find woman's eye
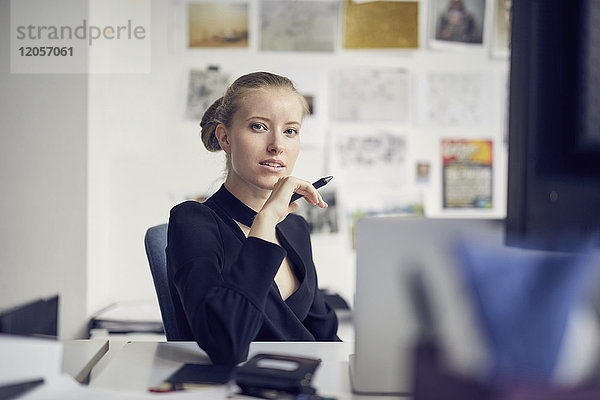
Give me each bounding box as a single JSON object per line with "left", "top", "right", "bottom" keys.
{"left": 251, "top": 123, "right": 267, "bottom": 131}
{"left": 285, "top": 128, "right": 298, "bottom": 135}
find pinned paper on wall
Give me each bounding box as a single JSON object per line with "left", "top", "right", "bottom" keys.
{"left": 294, "top": 190, "right": 339, "bottom": 235}
{"left": 429, "top": 0, "right": 487, "bottom": 51}
{"left": 188, "top": 2, "right": 249, "bottom": 48}
{"left": 329, "top": 128, "right": 408, "bottom": 185}
{"left": 332, "top": 68, "right": 410, "bottom": 122}
{"left": 269, "top": 67, "right": 329, "bottom": 147}
{"left": 343, "top": 0, "right": 419, "bottom": 49}
{"left": 260, "top": 0, "right": 338, "bottom": 52}
{"left": 491, "top": 0, "right": 511, "bottom": 58}
{"left": 416, "top": 161, "right": 431, "bottom": 184}
{"left": 418, "top": 71, "right": 494, "bottom": 127}
{"left": 185, "top": 67, "right": 230, "bottom": 120}
{"left": 441, "top": 138, "right": 493, "bottom": 209}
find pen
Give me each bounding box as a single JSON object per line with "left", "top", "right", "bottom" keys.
{"left": 289, "top": 176, "right": 333, "bottom": 204}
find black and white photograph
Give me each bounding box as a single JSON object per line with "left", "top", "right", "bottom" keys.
{"left": 185, "top": 68, "right": 230, "bottom": 120}
{"left": 295, "top": 190, "right": 339, "bottom": 235}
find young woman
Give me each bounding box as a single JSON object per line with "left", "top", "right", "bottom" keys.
{"left": 166, "top": 72, "right": 340, "bottom": 365}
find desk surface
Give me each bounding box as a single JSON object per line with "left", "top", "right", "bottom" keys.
{"left": 62, "top": 339, "right": 109, "bottom": 383}
{"left": 90, "top": 341, "right": 359, "bottom": 398}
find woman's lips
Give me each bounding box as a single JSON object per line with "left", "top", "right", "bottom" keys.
{"left": 259, "top": 159, "right": 285, "bottom": 168}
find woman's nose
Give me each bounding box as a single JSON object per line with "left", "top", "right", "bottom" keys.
{"left": 267, "top": 143, "right": 283, "bottom": 153}
{"left": 267, "top": 133, "right": 284, "bottom": 153}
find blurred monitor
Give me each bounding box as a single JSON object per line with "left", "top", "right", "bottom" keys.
{"left": 0, "top": 295, "right": 59, "bottom": 338}
{"left": 350, "top": 217, "right": 502, "bottom": 395}
{"left": 506, "top": 0, "right": 600, "bottom": 250}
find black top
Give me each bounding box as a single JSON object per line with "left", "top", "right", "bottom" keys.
{"left": 166, "top": 185, "right": 339, "bottom": 365}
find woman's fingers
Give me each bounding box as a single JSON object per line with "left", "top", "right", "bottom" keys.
{"left": 265, "top": 176, "right": 328, "bottom": 223}
{"left": 282, "top": 177, "right": 328, "bottom": 208}
{"left": 302, "top": 190, "right": 327, "bottom": 208}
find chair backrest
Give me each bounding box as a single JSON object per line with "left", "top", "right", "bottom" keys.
{"left": 144, "top": 223, "right": 181, "bottom": 340}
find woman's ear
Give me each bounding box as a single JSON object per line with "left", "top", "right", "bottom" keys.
{"left": 215, "top": 124, "right": 231, "bottom": 154}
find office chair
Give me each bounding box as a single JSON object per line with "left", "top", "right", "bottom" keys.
{"left": 144, "top": 223, "right": 181, "bottom": 341}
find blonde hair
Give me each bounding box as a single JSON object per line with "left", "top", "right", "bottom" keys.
{"left": 200, "top": 71, "right": 309, "bottom": 152}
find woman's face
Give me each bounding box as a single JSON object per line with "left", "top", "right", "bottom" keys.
{"left": 217, "top": 87, "right": 304, "bottom": 195}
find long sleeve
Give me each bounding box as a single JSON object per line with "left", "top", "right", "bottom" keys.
{"left": 166, "top": 201, "right": 286, "bottom": 365}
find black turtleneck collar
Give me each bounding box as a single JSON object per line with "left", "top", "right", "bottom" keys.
{"left": 208, "top": 184, "right": 256, "bottom": 228}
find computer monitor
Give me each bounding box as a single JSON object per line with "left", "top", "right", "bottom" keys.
{"left": 0, "top": 296, "right": 59, "bottom": 338}
{"left": 506, "top": 0, "right": 600, "bottom": 250}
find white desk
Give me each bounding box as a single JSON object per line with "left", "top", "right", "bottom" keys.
{"left": 90, "top": 341, "right": 360, "bottom": 398}
{"left": 62, "top": 339, "right": 109, "bottom": 383}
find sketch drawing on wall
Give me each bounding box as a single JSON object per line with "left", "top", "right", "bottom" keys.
{"left": 333, "top": 69, "right": 410, "bottom": 122}
{"left": 185, "top": 68, "right": 230, "bottom": 120}
{"left": 418, "top": 71, "right": 493, "bottom": 127}
{"left": 330, "top": 129, "right": 407, "bottom": 185}
{"left": 260, "top": 0, "right": 338, "bottom": 52}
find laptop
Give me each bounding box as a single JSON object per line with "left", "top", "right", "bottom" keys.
{"left": 349, "top": 217, "right": 503, "bottom": 396}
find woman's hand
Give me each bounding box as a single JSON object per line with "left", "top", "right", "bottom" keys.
{"left": 249, "top": 176, "right": 327, "bottom": 243}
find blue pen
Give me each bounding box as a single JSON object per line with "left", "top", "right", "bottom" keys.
{"left": 289, "top": 176, "right": 333, "bottom": 204}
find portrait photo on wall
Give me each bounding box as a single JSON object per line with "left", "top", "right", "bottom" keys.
{"left": 188, "top": 2, "right": 249, "bottom": 48}
{"left": 429, "top": 0, "right": 487, "bottom": 50}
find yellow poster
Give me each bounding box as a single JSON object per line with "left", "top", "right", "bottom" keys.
{"left": 442, "top": 139, "right": 493, "bottom": 209}
{"left": 343, "top": 0, "right": 419, "bottom": 49}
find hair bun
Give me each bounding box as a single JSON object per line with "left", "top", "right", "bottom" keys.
{"left": 200, "top": 97, "right": 224, "bottom": 152}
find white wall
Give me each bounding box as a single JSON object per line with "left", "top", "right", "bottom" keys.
{"left": 0, "top": 0, "right": 89, "bottom": 338}
{"left": 0, "top": 0, "right": 509, "bottom": 339}
{"left": 87, "top": 0, "right": 509, "bottom": 314}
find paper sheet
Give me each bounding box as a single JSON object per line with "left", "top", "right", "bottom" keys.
{"left": 0, "top": 334, "right": 63, "bottom": 386}
{"left": 329, "top": 128, "right": 408, "bottom": 185}
{"left": 333, "top": 68, "right": 410, "bottom": 122}
{"left": 418, "top": 71, "right": 494, "bottom": 127}
{"left": 260, "top": 1, "right": 338, "bottom": 52}
{"left": 20, "top": 374, "right": 228, "bottom": 400}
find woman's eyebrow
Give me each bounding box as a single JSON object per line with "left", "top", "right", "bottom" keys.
{"left": 245, "top": 116, "right": 301, "bottom": 126}
{"left": 246, "top": 115, "right": 270, "bottom": 122}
